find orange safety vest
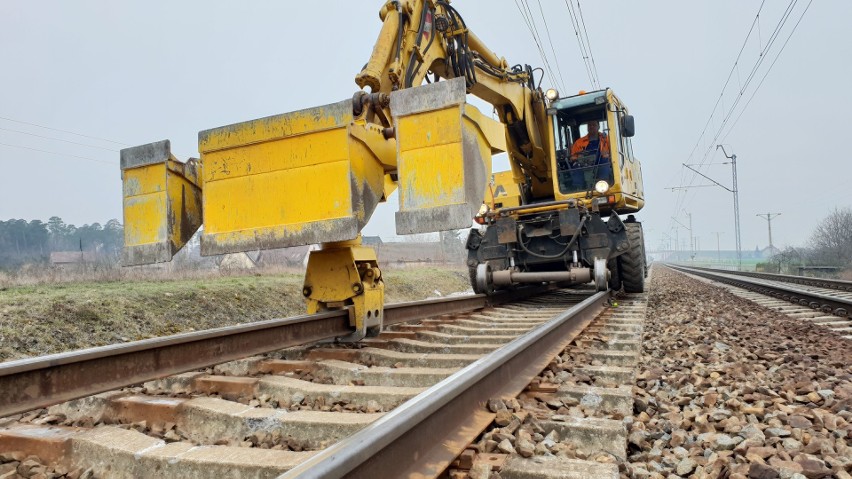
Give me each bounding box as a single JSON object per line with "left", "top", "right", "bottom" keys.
{"left": 571, "top": 133, "right": 610, "bottom": 156}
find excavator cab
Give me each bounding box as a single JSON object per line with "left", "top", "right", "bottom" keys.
{"left": 549, "top": 89, "right": 643, "bottom": 214}
{"left": 555, "top": 119, "right": 615, "bottom": 194}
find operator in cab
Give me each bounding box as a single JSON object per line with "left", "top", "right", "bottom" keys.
{"left": 569, "top": 121, "right": 612, "bottom": 187}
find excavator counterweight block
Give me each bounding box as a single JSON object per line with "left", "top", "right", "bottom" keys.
{"left": 197, "top": 100, "right": 393, "bottom": 255}
{"left": 120, "top": 140, "right": 202, "bottom": 266}
{"left": 391, "top": 78, "right": 507, "bottom": 235}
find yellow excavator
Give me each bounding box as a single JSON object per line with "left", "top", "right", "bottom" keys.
{"left": 119, "top": 0, "right": 646, "bottom": 341}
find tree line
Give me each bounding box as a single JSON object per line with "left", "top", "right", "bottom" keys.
{"left": 0, "top": 217, "right": 123, "bottom": 269}
{"left": 770, "top": 207, "right": 852, "bottom": 274}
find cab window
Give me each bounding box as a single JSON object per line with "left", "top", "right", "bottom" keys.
{"left": 553, "top": 109, "right": 615, "bottom": 195}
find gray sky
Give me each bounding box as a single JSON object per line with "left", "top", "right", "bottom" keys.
{"left": 1, "top": 1, "right": 849, "bottom": 253}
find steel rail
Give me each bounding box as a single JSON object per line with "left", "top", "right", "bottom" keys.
{"left": 668, "top": 264, "right": 851, "bottom": 317}
{"left": 682, "top": 265, "right": 852, "bottom": 292}
{"left": 279, "top": 290, "right": 610, "bottom": 479}
{"left": 0, "top": 285, "right": 553, "bottom": 418}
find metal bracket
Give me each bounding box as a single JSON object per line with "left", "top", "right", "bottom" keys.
{"left": 303, "top": 238, "right": 384, "bottom": 342}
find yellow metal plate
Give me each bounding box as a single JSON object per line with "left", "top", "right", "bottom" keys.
{"left": 197, "top": 100, "right": 391, "bottom": 255}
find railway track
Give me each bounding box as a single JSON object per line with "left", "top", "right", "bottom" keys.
{"left": 680, "top": 265, "right": 852, "bottom": 293}
{"left": 668, "top": 264, "right": 852, "bottom": 339}
{"left": 0, "top": 285, "right": 649, "bottom": 478}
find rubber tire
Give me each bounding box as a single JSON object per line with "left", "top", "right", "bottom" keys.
{"left": 619, "top": 222, "right": 646, "bottom": 293}
{"left": 607, "top": 258, "right": 622, "bottom": 292}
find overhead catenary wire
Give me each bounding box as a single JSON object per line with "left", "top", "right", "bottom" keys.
{"left": 519, "top": 1, "right": 562, "bottom": 91}
{"left": 0, "top": 142, "right": 114, "bottom": 166}
{"left": 574, "top": 1, "right": 601, "bottom": 88}
{"left": 669, "top": 0, "right": 808, "bottom": 225}
{"left": 514, "top": 0, "right": 564, "bottom": 92}
{"left": 682, "top": 0, "right": 798, "bottom": 179}
{"left": 721, "top": 0, "right": 814, "bottom": 143}
{"left": 534, "top": 0, "right": 568, "bottom": 93}
{"left": 689, "top": 0, "right": 798, "bottom": 169}
{"left": 563, "top": 0, "right": 598, "bottom": 89}
{"left": 0, "top": 116, "right": 129, "bottom": 146}
{"left": 676, "top": 0, "right": 767, "bottom": 184}
{"left": 0, "top": 126, "right": 119, "bottom": 152}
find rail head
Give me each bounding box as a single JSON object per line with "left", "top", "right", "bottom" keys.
{"left": 278, "top": 290, "right": 610, "bottom": 479}
{"left": 0, "top": 285, "right": 553, "bottom": 419}
{"left": 666, "top": 264, "right": 851, "bottom": 317}
{"left": 674, "top": 264, "right": 852, "bottom": 292}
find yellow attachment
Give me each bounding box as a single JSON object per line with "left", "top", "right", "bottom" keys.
{"left": 487, "top": 170, "right": 522, "bottom": 209}
{"left": 391, "top": 78, "right": 507, "bottom": 234}
{"left": 303, "top": 237, "right": 384, "bottom": 342}
{"left": 197, "top": 100, "right": 395, "bottom": 256}
{"left": 120, "top": 140, "right": 202, "bottom": 266}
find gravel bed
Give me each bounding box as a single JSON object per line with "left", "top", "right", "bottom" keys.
{"left": 456, "top": 295, "right": 636, "bottom": 479}
{"left": 627, "top": 266, "right": 851, "bottom": 479}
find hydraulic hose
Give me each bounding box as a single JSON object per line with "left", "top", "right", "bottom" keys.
{"left": 517, "top": 216, "right": 587, "bottom": 260}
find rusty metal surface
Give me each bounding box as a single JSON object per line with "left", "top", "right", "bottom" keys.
{"left": 0, "top": 286, "right": 551, "bottom": 419}
{"left": 0, "top": 312, "right": 350, "bottom": 418}
{"left": 278, "top": 290, "right": 609, "bottom": 479}
{"left": 495, "top": 217, "right": 516, "bottom": 244}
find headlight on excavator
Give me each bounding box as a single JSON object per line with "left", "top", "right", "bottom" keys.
{"left": 545, "top": 88, "right": 559, "bottom": 101}
{"left": 594, "top": 180, "right": 610, "bottom": 194}
{"left": 474, "top": 203, "right": 489, "bottom": 225}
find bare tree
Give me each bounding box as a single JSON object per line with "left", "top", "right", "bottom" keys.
{"left": 809, "top": 207, "right": 852, "bottom": 266}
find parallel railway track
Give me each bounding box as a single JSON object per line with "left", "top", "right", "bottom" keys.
{"left": 668, "top": 264, "right": 852, "bottom": 339}
{"left": 679, "top": 265, "right": 852, "bottom": 293}
{"left": 0, "top": 285, "right": 650, "bottom": 478}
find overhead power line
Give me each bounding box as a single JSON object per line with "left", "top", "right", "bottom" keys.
{"left": 721, "top": 0, "right": 814, "bottom": 142}
{"left": 0, "top": 142, "right": 114, "bottom": 166}
{"left": 692, "top": 0, "right": 799, "bottom": 165}
{"left": 671, "top": 0, "right": 810, "bottom": 220}
{"left": 514, "top": 0, "right": 564, "bottom": 92}
{"left": 0, "top": 126, "right": 119, "bottom": 152}
{"left": 575, "top": 1, "right": 601, "bottom": 88}
{"left": 680, "top": 0, "right": 768, "bottom": 172}
{"left": 534, "top": 0, "right": 568, "bottom": 92}
{"left": 564, "top": 0, "right": 599, "bottom": 89}
{"left": 0, "top": 116, "right": 129, "bottom": 147}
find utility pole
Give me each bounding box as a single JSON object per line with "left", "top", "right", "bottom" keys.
{"left": 673, "top": 213, "right": 694, "bottom": 262}
{"left": 672, "top": 216, "right": 692, "bottom": 263}
{"left": 686, "top": 145, "right": 741, "bottom": 269}
{"left": 756, "top": 213, "right": 781, "bottom": 250}
{"left": 674, "top": 227, "right": 679, "bottom": 262}
{"left": 685, "top": 211, "right": 694, "bottom": 262}
{"left": 713, "top": 231, "right": 724, "bottom": 264}
{"left": 661, "top": 232, "right": 675, "bottom": 261}
{"left": 679, "top": 149, "right": 742, "bottom": 269}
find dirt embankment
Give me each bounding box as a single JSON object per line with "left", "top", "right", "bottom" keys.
{"left": 0, "top": 267, "right": 470, "bottom": 362}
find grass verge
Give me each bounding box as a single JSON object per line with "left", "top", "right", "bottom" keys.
{"left": 0, "top": 266, "right": 470, "bottom": 362}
